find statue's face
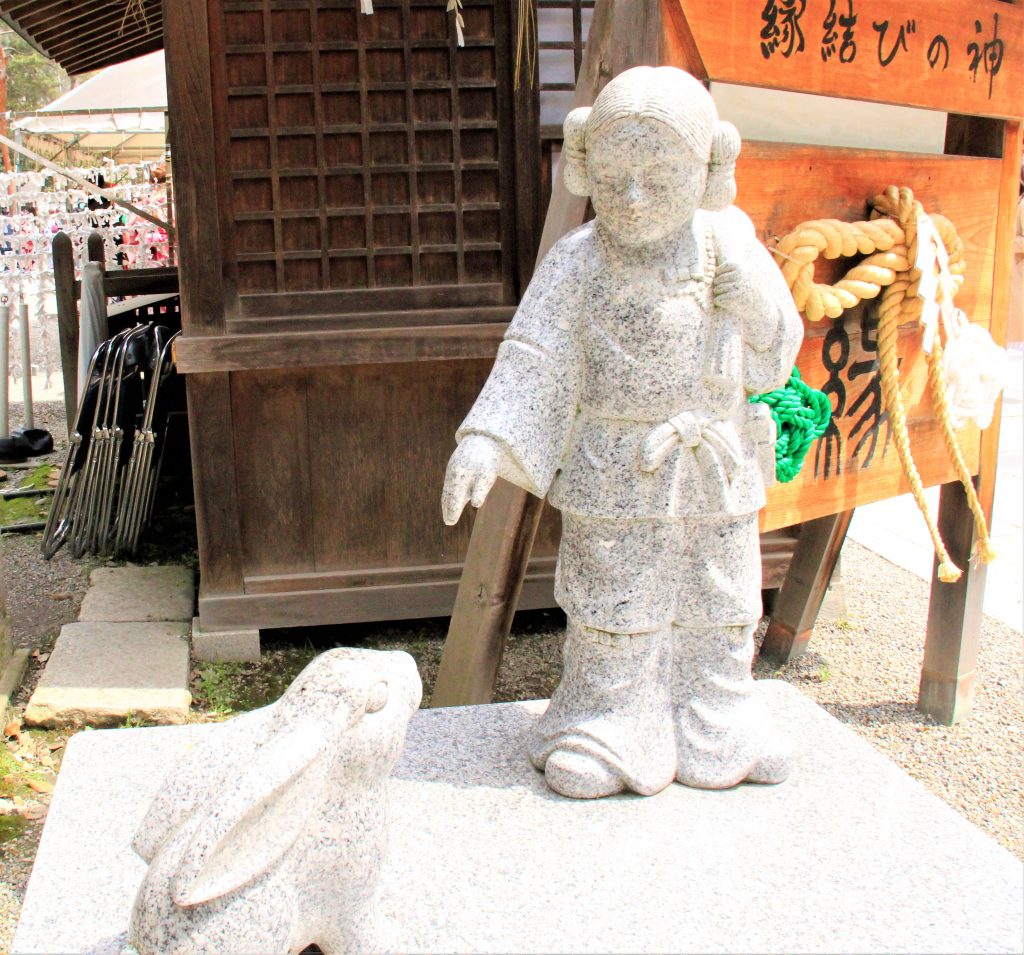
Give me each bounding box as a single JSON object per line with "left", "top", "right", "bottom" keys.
{"left": 587, "top": 115, "right": 706, "bottom": 247}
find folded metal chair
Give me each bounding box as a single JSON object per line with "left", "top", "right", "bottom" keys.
{"left": 41, "top": 329, "right": 128, "bottom": 560}
{"left": 42, "top": 324, "right": 178, "bottom": 560}
{"left": 113, "top": 329, "right": 179, "bottom": 556}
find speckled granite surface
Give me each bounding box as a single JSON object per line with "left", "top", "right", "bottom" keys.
{"left": 441, "top": 66, "right": 805, "bottom": 798}
{"left": 14, "top": 682, "right": 1024, "bottom": 955}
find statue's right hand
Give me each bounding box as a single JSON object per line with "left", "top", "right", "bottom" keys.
{"left": 441, "top": 434, "right": 503, "bottom": 525}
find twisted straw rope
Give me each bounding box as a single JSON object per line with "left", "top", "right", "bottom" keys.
{"left": 773, "top": 185, "right": 994, "bottom": 584}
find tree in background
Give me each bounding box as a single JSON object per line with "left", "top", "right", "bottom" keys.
{"left": 0, "top": 26, "right": 71, "bottom": 171}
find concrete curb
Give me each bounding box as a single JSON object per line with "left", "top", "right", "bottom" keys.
{"left": 0, "top": 647, "right": 30, "bottom": 716}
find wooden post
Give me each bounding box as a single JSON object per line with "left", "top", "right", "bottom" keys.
{"left": 87, "top": 231, "right": 106, "bottom": 266}
{"left": 430, "top": 0, "right": 668, "bottom": 708}
{"left": 759, "top": 510, "right": 853, "bottom": 665}
{"left": 918, "top": 118, "right": 1023, "bottom": 724}
{"left": 52, "top": 231, "right": 79, "bottom": 431}
{"left": 430, "top": 480, "right": 546, "bottom": 705}
{"left": 918, "top": 480, "right": 986, "bottom": 724}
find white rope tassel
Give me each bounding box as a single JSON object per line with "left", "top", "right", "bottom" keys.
{"left": 447, "top": 0, "right": 466, "bottom": 46}
{"left": 360, "top": 0, "right": 374, "bottom": 13}
{"left": 913, "top": 211, "right": 955, "bottom": 355}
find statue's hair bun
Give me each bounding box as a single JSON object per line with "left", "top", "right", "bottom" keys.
{"left": 702, "top": 120, "right": 741, "bottom": 211}
{"left": 563, "top": 106, "right": 592, "bottom": 197}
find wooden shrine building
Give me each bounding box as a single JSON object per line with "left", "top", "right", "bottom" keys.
{"left": 2, "top": 0, "right": 1020, "bottom": 726}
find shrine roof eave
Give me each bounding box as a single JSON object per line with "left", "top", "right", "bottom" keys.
{"left": 0, "top": 0, "right": 162, "bottom": 76}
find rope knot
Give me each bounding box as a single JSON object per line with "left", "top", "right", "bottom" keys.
{"left": 772, "top": 185, "right": 995, "bottom": 585}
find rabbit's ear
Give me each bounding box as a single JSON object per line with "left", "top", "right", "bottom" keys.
{"left": 170, "top": 720, "right": 330, "bottom": 907}
{"left": 134, "top": 709, "right": 269, "bottom": 864}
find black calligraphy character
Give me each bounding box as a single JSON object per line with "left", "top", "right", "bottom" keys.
{"left": 927, "top": 34, "right": 949, "bottom": 71}
{"left": 845, "top": 311, "right": 891, "bottom": 469}
{"left": 821, "top": 0, "right": 838, "bottom": 61}
{"left": 814, "top": 320, "right": 849, "bottom": 480}
{"left": 838, "top": 1, "right": 857, "bottom": 63}
{"left": 967, "top": 14, "right": 1004, "bottom": 98}
{"left": 873, "top": 18, "right": 915, "bottom": 68}
{"left": 761, "top": 0, "right": 807, "bottom": 60}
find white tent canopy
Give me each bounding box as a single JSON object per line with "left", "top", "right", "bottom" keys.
{"left": 13, "top": 50, "right": 167, "bottom": 162}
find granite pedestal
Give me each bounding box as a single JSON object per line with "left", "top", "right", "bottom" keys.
{"left": 13, "top": 682, "right": 1024, "bottom": 955}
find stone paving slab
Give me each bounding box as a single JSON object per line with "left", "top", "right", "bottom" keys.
{"left": 13, "top": 682, "right": 1023, "bottom": 954}
{"left": 23, "top": 622, "right": 191, "bottom": 728}
{"left": 78, "top": 566, "right": 195, "bottom": 624}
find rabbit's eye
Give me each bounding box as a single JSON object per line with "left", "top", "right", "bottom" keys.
{"left": 366, "top": 682, "right": 388, "bottom": 713}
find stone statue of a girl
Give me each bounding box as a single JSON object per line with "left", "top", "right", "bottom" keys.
{"left": 442, "top": 66, "right": 804, "bottom": 799}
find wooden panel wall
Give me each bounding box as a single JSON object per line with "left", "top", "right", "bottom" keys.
{"left": 224, "top": 360, "right": 560, "bottom": 599}
{"left": 215, "top": 0, "right": 520, "bottom": 325}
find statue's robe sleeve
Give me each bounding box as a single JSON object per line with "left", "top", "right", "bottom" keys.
{"left": 714, "top": 207, "right": 804, "bottom": 395}
{"left": 455, "top": 226, "right": 587, "bottom": 498}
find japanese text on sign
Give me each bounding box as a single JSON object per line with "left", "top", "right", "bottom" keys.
{"left": 759, "top": 0, "right": 1006, "bottom": 98}
{"left": 814, "top": 311, "right": 891, "bottom": 481}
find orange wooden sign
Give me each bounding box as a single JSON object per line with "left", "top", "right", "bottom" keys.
{"left": 677, "top": 0, "right": 1024, "bottom": 120}
{"left": 731, "top": 142, "right": 1002, "bottom": 532}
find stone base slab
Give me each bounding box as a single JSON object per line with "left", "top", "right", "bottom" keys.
{"left": 13, "top": 682, "right": 1024, "bottom": 954}
{"left": 190, "top": 617, "right": 260, "bottom": 663}
{"left": 78, "top": 566, "right": 194, "bottom": 624}
{"left": 23, "top": 622, "right": 191, "bottom": 728}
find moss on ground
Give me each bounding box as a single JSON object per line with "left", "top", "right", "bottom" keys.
{"left": 0, "top": 465, "right": 55, "bottom": 526}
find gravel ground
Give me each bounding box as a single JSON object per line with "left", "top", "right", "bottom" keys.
{"left": 1, "top": 404, "right": 1021, "bottom": 950}
{"left": 754, "top": 539, "right": 1024, "bottom": 861}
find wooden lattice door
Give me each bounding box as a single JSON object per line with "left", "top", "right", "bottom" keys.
{"left": 216, "top": 0, "right": 520, "bottom": 330}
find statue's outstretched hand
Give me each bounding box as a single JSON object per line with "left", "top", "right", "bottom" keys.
{"left": 442, "top": 434, "right": 503, "bottom": 525}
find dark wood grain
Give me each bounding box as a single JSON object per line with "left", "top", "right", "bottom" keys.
{"left": 163, "top": 0, "right": 229, "bottom": 334}
{"left": 51, "top": 231, "right": 79, "bottom": 431}
{"left": 173, "top": 320, "right": 508, "bottom": 372}
{"left": 185, "top": 373, "right": 245, "bottom": 599}
{"left": 760, "top": 511, "right": 853, "bottom": 665}
{"left": 199, "top": 562, "right": 557, "bottom": 631}
{"left": 511, "top": 0, "right": 542, "bottom": 291}
{"left": 918, "top": 480, "right": 987, "bottom": 725}
{"left": 231, "top": 369, "right": 315, "bottom": 578}
{"left": 86, "top": 231, "right": 105, "bottom": 265}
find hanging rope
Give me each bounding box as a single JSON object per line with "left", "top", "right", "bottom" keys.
{"left": 750, "top": 368, "right": 832, "bottom": 483}
{"left": 772, "top": 185, "right": 995, "bottom": 584}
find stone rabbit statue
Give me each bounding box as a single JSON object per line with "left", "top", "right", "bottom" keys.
{"left": 129, "top": 647, "right": 422, "bottom": 955}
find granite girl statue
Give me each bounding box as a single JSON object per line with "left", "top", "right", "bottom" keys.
{"left": 442, "top": 66, "right": 804, "bottom": 799}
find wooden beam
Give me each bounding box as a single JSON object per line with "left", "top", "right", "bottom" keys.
{"left": 186, "top": 373, "right": 245, "bottom": 612}
{"left": 51, "top": 231, "right": 78, "bottom": 432}
{"left": 173, "top": 322, "right": 508, "bottom": 373}
{"left": 918, "top": 480, "right": 987, "bottom": 725}
{"left": 162, "top": 0, "right": 229, "bottom": 335}
{"left": 430, "top": 0, "right": 666, "bottom": 708}
{"left": 86, "top": 232, "right": 105, "bottom": 266}
{"left": 918, "top": 117, "right": 1022, "bottom": 724}
{"left": 759, "top": 511, "right": 853, "bottom": 665}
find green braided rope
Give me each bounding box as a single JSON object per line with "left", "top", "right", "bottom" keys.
{"left": 749, "top": 368, "right": 832, "bottom": 484}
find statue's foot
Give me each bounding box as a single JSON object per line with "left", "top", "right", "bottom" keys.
{"left": 675, "top": 730, "right": 792, "bottom": 789}
{"left": 530, "top": 621, "right": 676, "bottom": 799}
{"left": 743, "top": 734, "right": 792, "bottom": 785}
{"left": 544, "top": 750, "right": 625, "bottom": 799}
